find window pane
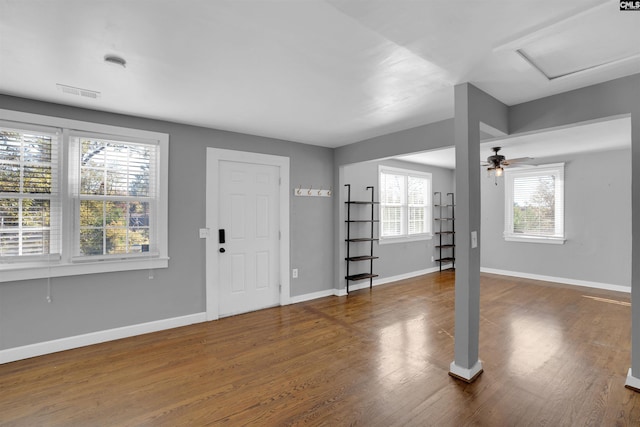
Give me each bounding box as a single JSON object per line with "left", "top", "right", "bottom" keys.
{"left": 381, "top": 173, "right": 403, "bottom": 204}
{"left": 106, "top": 170, "right": 129, "bottom": 196}
{"left": 22, "top": 199, "right": 50, "bottom": 228}
{"left": 23, "top": 134, "right": 52, "bottom": 163}
{"left": 81, "top": 140, "right": 106, "bottom": 168}
{"left": 382, "top": 206, "right": 402, "bottom": 236}
{"left": 0, "top": 164, "right": 20, "bottom": 192}
{"left": 0, "top": 232, "right": 19, "bottom": 256}
{"left": 80, "top": 200, "right": 104, "bottom": 227}
{"left": 80, "top": 140, "right": 151, "bottom": 198}
{"left": 105, "top": 201, "right": 127, "bottom": 226}
{"left": 22, "top": 230, "right": 50, "bottom": 255}
{"left": 79, "top": 201, "right": 151, "bottom": 255}
{"left": 128, "top": 228, "right": 150, "bottom": 253}
{"left": 379, "top": 169, "right": 431, "bottom": 239}
{"left": 128, "top": 145, "right": 151, "bottom": 197}
{"left": 80, "top": 229, "right": 104, "bottom": 255}
{"left": 0, "top": 126, "right": 57, "bottom": 258}
{"left": 81, "top": 168, "right": 105, "bottom": 195}
{"left": 408, "top": 177, "right": 426, "bottom": 205}
{"left": 0, "top": 131, "right": 22, "bottom": 161}
{"left": 0, "top": 198, "right": 51, "bottom": 256}
{"left": 106, "top": 227, "right": 128, "bottom": 254}
{"left": 77, "top": 136, "right": 155, "bottom": 258}
{"left": 408, "top": 207, "right": 425, "bottom": 234}
{"left": 0, "top": 199, "right": 19, "bottom": 229}
{"left": 129, "top": 201, "right": 149, "bottom": 227}
{"left": 23, "top": 165, "right": 51, "bottom": 193}
{"left": 513, "top": 175, "right": 556, "bottom": 236}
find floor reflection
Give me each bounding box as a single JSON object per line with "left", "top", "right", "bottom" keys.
{"left": 508, "top": 313, "right": 563, "bottom": 376}
{"left": 375, "top": 315, "right": 431, "bottom": 387}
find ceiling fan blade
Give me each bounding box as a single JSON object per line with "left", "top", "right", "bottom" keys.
{"left": 505, "top": 163, "right": 538, "bottom": 169}
{"left": 502, "top": 157, "right": 533, "bottom": 165}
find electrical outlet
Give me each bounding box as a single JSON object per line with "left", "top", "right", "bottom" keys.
{"left": 292, "top": 268, "right": 298, "bottom": 278}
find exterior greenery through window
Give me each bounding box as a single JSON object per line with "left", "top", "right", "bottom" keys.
{"left": 0, "top": 111, "right": 168, "bottom": 282}
{"left": 78, "top": 138, "right": 154, "bottom": 256}
{"left": 0, "top": 126, "right": 58, "bottom": 258}
{"left": 504, "top": 163, "right": 565, "bottom": 244}
{"left": 379, "top": 166, "right": 431, "bottom": 242}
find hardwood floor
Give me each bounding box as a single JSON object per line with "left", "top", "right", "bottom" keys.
{"left": 1, "top": 271, "right": 639, "bottom": 426}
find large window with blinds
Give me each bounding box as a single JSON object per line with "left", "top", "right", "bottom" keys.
{"left": 0, "top": 125, "right": 60, "bottom": 259}
{"left": 0, "top": 110, "right": 168, "bottom": 282}
{"left": 504, "top": 163, "right": 565, "bottom": 244}
{"left": 75, "top": 136, "right": 156, "bottom": 258}
{"left": 379, "top": 166, "right": 431, "bottom": 243}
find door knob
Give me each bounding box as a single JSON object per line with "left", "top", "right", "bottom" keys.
{"left": 219, "top": 248, "right": 226, "bottom": 253}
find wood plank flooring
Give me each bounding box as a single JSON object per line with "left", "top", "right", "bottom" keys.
{"left": 2, "top": 271, "right": 640, "bottom": 426}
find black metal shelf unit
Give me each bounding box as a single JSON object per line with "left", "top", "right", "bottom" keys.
{"left": 434, "top": 192, "right": 455, "bottom": 271}
{"left": 344, "top": 184, "right": 379, "bottom": 293}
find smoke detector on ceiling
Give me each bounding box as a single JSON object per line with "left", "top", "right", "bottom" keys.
{"left": 104, "top": 54, "right": 127, "bottom": 68}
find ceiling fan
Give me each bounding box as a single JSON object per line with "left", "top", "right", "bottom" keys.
{"left": 482, "top": 147, "right": 533, "bottom": 184}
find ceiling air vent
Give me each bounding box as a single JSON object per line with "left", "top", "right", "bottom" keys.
{"left": 56, "top": 84, "right": 101, "bottom": 99}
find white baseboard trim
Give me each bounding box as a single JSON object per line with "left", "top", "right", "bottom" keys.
{"left": 0, "top": 312, "right": 207, "bottom": 365}
{"left": 626, "top": 368, "right": 640, "bottom": 391}
{"left": 289, "top": 289, "right": 337, "bottom": 304}
{"left": 449, "top": 360, "right": 484, "bottom": 382}
{"left": 480, "top": 267, "right": 630, "bottom": 294}
{"left": 334, "top": 265, "right": 452, "bottom": 296}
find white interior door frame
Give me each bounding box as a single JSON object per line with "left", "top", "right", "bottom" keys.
{"left": 206, "top": 148, "right": 290, "bottom": 320}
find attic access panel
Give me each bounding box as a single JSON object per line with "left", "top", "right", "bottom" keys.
{"left": 516, "top": 5, "right": 640, "bottom": 80}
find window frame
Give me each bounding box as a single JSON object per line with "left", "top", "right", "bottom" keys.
{"left": 378, "top": 165, "right": 432, "bottom": 244}
{"left": 0, "top": 109, "right": 169, "bottom": 282}
{"left": 504, "top": 163, "right": 565, "bottom": 245}
{"left": 0, "top": 122, "right": 61, "bottom": 262}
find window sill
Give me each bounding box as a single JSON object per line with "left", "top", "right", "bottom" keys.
{"left": 0, "top": 257, "right": 170, "bottom": 283}
{"left": 379, "top": 234, "right": 432, "bottom": 245}
{"left": 504, "top": 235, "right": 566, "bottom": 245}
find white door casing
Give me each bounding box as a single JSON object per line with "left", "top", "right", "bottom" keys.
{"left": 206, "top": 148, "right": 290, "bottom": 320}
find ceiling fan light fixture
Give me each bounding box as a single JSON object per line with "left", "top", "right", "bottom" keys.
{"left": 495, "top": 167, "right": 504, "bottom": 177}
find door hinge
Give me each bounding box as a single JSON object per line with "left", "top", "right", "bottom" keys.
{"left": 279, "top": 230, "right": 281, "bottom": 240}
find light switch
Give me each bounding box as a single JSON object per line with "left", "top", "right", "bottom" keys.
{"left": 199, "top": 228, "right": 209, "bottom": 239}
{"left": 471, "top": 231, "right": 478, "bottom": 248}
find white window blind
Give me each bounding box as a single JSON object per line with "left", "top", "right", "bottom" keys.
{"left": 379, "top": 166, "right": 431, "bottom": 242}
{"left": 71, "top": 133, "right": 159, "bottom": 259}
{"left": 0, "top": 124, "right": 61, "bottom": 261}
{"left": 408, "top": 176, "right": 428, "bottom": 234}
{"left": 380, "top": 172, "right": 404, "bottom": 237}
{"left": 504, "top": 163, "right": 565, "bottom": 243}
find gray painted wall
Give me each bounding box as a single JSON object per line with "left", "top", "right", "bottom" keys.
{"left": 481, "top": 148, "right": 632, "bottom": 288}
{"left": 342, "top": 159, "right": 454, "bottom": 282}
{"left": 0, "top": 95, "right": 334, "bottom": 350}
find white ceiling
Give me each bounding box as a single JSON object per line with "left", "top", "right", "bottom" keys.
{"left": 0, "top": 0, "right": 638, "bottom": 148}
{"left": 395, "top": 116, "right": 632, "bottom": 169}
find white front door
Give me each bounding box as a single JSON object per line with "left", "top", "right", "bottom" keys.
{"left": 218, "top": 160, "right": 280, "bottom": 316}
{"left": 206, "top": 149, "right": 290, "bottom": 320}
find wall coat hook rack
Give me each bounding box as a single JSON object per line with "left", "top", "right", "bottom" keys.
{"left": 294, "top": 185, "right": 332, "bottom": 197}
